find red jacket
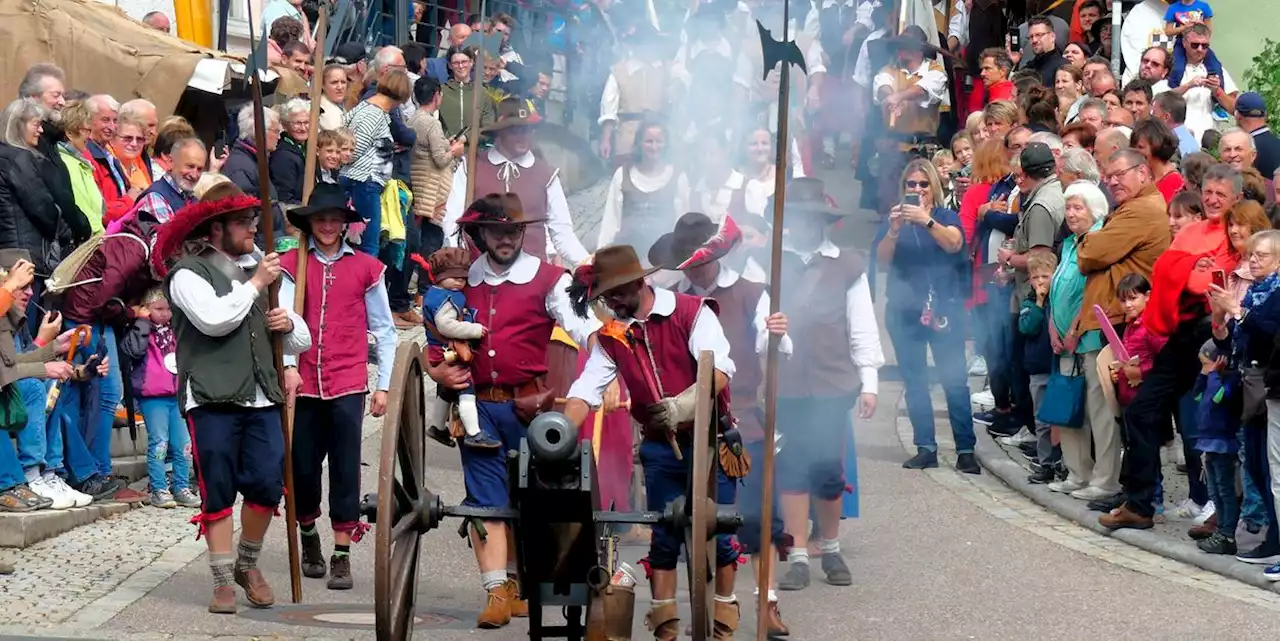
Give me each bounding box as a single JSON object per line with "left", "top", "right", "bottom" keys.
{"left": 61, "top": 216, "right": 156, "bottom": 325}
{"left": 87, "top": 142, "right": 139, "bottom": 225}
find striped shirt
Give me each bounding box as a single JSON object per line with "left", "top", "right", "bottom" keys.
{"left": 340, "top": 101, "right": 394, "bottom": 185}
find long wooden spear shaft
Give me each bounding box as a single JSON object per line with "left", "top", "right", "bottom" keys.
{"left": 246, "top": 5, "right": 304, "bottom": 604}
{"left": 756, "top": 1, "right": 795, "bottom": 637}
{"left": 464, "top": 0, "right": 489, "bottom": 204}
{"left": 300, "top": 9, "right": 329, "bottom": 207}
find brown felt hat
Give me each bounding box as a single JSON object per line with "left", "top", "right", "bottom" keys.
{"left": 590, "top": 245, "right": 661, "bottom": 297}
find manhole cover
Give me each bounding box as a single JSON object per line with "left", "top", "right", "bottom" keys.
{"left": 238, "top": 603, "right": 468, "bottom": 630}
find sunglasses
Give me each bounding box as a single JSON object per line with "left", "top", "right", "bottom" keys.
{"left": 904, "top": 180, "right": 930, "bottom": 189}
{"left": 1187, "top": 42, "right": 1210, "bottom": 50}
{"left": 118, "top": 135, "right": 145, "bottom": 144}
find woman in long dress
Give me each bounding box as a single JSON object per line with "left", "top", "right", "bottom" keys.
{"left": 595, "top": 120, "right": 689, "bottom": 261}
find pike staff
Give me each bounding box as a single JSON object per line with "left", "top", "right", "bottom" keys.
{"left": 753, "top": 3, "right": 808, "bottom": 639}
{"left": 245, "top": 4, "right": 304, "bottom": 604}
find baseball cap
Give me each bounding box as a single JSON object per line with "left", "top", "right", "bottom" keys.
{"left": 1236, "top": 92, "right": 1267, "bottom": 118}
{"left": 1020, "top": 142, "right": 1056, "bottom": 178}
{"left": 330, "top": 42, "right": 367, "bottom": 66}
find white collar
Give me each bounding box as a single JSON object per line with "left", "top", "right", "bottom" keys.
{"left": 467, "top": 251, "right": 541, "bottom": 286}
{"left": 783, "top": 238, "right": 839, "bottom": 262}
{"left": 900, "top": 60, "right": 931, "bottom": 76}
{"left": 486, "top": 147, "right": 535, "bottom": 169}
{"left": 677, "top": 264, "right": 740, "bottom": 294}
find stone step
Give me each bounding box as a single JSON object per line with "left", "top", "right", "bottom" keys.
{"left": 109, "top": 419, "right": 147, "bottom": 459}
{"left": 111, "top": 454, "right": 147, "bottom": 484}
{"left": 0, "top": 501, "right": 136, "bottom": 548}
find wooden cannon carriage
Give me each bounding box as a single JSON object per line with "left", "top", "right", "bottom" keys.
{"left": 359, "top": 343, "right": 737, "bottom": 641}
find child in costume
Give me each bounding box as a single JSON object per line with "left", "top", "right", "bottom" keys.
{"left": 418, "top": 248, "right": 500, "bottom": 449}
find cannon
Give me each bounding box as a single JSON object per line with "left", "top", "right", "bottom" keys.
{"left": 360, "top": 342, "right": 737, "bottom": 641}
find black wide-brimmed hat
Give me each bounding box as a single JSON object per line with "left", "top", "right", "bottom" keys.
{"left": 286, "top": 182, "right": 362, "bottom": 231}
{"left": 647, "top": 213, "right": 741, "bottom": 270}
{"left": 877, "top": 25, "right": 944, "bottom": 58}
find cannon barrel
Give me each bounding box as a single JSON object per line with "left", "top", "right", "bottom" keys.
{"left": 528, "top": 411, "right": 580, "bottom": 463}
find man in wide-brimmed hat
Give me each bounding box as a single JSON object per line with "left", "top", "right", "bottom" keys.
{"left": 762, "top": 177, "right": 883, "bottom": 593}
{"left": 561, "top": 243, "right": 743, "bottom": 640}
{"left": 597, "top": 23, "right": 686, "bottom": 164}
{"left": 154, "top": 182, "right": 313, "bottom": 615}
{"left": 426, "top": 192, "right": 599, "bottom": 628}
{"left": 649, "top": 212, "right": 793, "bottom": 636}
{"left": 870, "top": 24, "right": 949, "bottom": 214}
{"left": 275, "top": 182, "right": 396, "bottom": 592}
{"left": 441, "top": 98, "right": 589, "bottom": 265}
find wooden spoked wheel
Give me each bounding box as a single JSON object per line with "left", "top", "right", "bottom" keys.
{"left": 374, "top": 342, "right": 427, "bottom": 641}
{"left": 685, "top": 350, "right": 717, "bottom": 641}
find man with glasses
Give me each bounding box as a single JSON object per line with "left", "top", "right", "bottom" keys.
{"left": 1010, "top": 16, "right": 1067, "bottom": 88}
{"left": 1073, "top": 148, "right": 1170, "bottom": 506}
{"left": 1169, "top": 23, "right": 1238, "bottom": 142}
{"left": 1134, "top": 46, "right": 1172, "bottom": 93}
{"left": 222, "top": 104, "right": 287, "bottom": 250}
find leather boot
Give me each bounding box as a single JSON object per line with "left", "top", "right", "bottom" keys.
{"left": 644, "top": 602, "right": 680, "bottom": 641}
{"left": 765, "top": 601, "right": 790, "bottom": 637}
{"left": 477, "top": 586, "right": 511, "bottom": 629}
{"left": 712, "top": 600, "right": 740, "bottom": 640}
{"left": 300, "top": 534, "right": 326, "bottom": 579}
{"left": 208, "top": 586, "right": 236, "bottom": 614}
{"left": 233, "top": 567, "right": 275, "bottom": 608}
{"left": 502, "top": 578, "right": 528, "bottom": 617}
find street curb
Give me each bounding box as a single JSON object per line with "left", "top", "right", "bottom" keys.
{"left": 962, "top": 414, "right": 1280, "bottom": 595}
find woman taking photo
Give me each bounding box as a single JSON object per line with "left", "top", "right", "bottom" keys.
{"left": 409, "top": 76, "right": 464, "bottom": 257}
{"left": 596, "top": 120, "right": 689, "bottom": 257}
{"left": 318, "top": 64, "right": 348, "bottom": 131}
{"left": 342, "top": 69, "right": 412, "bottom": 256}
{"left": 875, "top": 159, "right": 973, "bottom": 473}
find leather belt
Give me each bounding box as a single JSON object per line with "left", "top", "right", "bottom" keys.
{"left": 475, "top": 381, "right": 538, "bottom": 403}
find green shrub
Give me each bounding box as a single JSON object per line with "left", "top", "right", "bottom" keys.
{"left": 1244, "top": 39, "right": 1280, "bottom": 131}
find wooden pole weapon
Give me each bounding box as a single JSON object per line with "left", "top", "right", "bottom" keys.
{"left": 753, "top": 2, "right": 808, "bottom": 638}
{"left": 246, "top": 4, "right": 303, "bottom": 604}
{"left": 463, "top": 0, "right": 491, "bottom": 205}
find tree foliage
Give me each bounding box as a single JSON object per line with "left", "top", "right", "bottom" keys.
{"left": 1244, "top": 39, "right": 1280, "bottom": 131}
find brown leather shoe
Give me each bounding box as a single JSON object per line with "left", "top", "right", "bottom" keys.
{"left": 765, "top": 601, "right": 790, "bottom": 637}
{"left": 208, "top": 586, "right": 236, "bottom": 614}
{"left": 1098, "top": 503, "right": 1154, "bottom": 531}
{"left": 395, "top": 310, "right": 424, "bottom": 326}
{"left": 712, "top": 600, "right": 740, "bottom": 640}
{"left": 1188, "top": 513, "right": 1219, "bottom": 540}
{"left": 644, "top": 602, "right": 680, "bottom": 641}
{"left": 234, "top": 567, "right": 276, "bottom": 608}
{"left": 502, "top": 578, "right": 528, "bottom": 617}
{"left": 112, "top": 487, "right": 148, "bottom": 504}
{"left": 477, "top": 586, "right": 511, "bottom": 628}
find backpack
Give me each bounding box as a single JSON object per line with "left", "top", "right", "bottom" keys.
{"left": 44, "top": 232, "right": 149, "bottom": 295}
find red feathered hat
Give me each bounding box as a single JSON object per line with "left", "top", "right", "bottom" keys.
{"left": 150, "top": 183, "right": 261, "bottom": 277}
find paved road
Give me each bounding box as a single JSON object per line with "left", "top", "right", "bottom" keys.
{"left": 6, "top": 168, "right": 1280, "bottom": 639}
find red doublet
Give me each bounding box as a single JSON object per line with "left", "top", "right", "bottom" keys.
{"left": 466, "top": 259, "right": 564, "bottom": 387}
{"left": 281, "top": 248, "right": 385, "bottom": 398}
{"left": 473, "top": 155, "right": 553, "bottom": 259}
{"left": 598, "top": 293, "right": 729, "bottom": 432}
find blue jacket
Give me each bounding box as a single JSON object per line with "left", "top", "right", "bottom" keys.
{"left": 1017, "top": 295, "right": 1053, "bottom": 376}
{"left": 1193, "top": 371, "right": 1240, "bottom": 453}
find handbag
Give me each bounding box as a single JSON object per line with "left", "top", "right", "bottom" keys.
{"left": 0, "top": 383, "right": 28, "bottom": 433}
{"left": 1241, "top": 361, "right": 1270, "bottom": 424}
{"left": 1037, "top": 355, "right": 1086, "bottom": 429}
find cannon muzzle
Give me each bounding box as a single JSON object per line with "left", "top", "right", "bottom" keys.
{"left": 528, "top": 411, "right": 580, "bottom": 463}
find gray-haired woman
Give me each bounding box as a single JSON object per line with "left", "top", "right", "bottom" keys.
{"left": 0, "top": 99, "right": 64, "bottom": 282}
{"left": 270, "top": 98, "right": 311, "bottom": 204}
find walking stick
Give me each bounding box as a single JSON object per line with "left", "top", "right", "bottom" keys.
{"left": 754, "top": 5, "right": 809, "bottom": 638}
{"left": 246, "top": 4, "right": 303, "bottom": 604}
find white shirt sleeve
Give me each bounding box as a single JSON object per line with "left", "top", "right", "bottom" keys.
{"left": 689, "top": 304, "right": 736, "bottom": 379}
{"left": 947, "top": 4, "right": 968, "bottom": 47}
{"left": 597, "top": 168, "right": 625, "bottom": 249}
{"left": 872, "top": 70, "right": 894, "bottom": 103}
{"left": 855, "top": 0, "right": 877, "bottom": 30}
{"left": 441, "top": 158, "right": 468, "bottom": 247}
{"left": 169, "top": 268, "right": 261, "bottom": 337}
{"left": 545, "top": 175, "right": 590, "bottom": 265}
{"left": 846, "top": 273, "right": 884, "bottom": 395}
{"left": 916, "top": 66, "right": 949, "bottom": 107}
{"left": 753, "top": 290, "right": 793, "bottom": 355}
{"left": 598, "top": 73, "right": 620, "bottom": 125}
{"left": 733, "top": 51, "right": 753, "bottom": 91}
{"left": 674, "top": 173, "right": 691, "bottom": 223}
{"left": 805, "top": 38, "right": 827, "bottom": 76}
{"left": 1223, "top": 69, "right": 1239, "bottom": 95}
{"left": 790, "top": 137, "right": 807, "bottom": 178}
{"left": 546, "top": 273, "right": 603, "bottom": 346}
{"left": 566, "top": 340, "right": 616, "bottom": 406}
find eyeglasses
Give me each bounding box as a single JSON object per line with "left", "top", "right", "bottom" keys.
{"left": 1142, "top": 57, "right": 1166, "bottom": 67}
{"left": 287, "top": 120, "right": 309, "bottom": 128}
{"left": 117, "top": 135, "right": 145, "bottom": 144}
{"left": 904, "top": 180, "right": 930, "bottom": 189}
{"left": 1105, "top": 164, "right": 1142, "bottom": 183}
{"left": 1187, "top": 42, "right": 1210, "bottom": 50}
{"left": 226, "top": 214, "right": 259, "bottom": 227}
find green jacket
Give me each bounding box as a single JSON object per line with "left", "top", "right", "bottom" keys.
{"left": 58, "top": 143, "right": 104, "bottom": 234}
{"left": 439, "top": 80, "right": 497, "bottom": 139}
